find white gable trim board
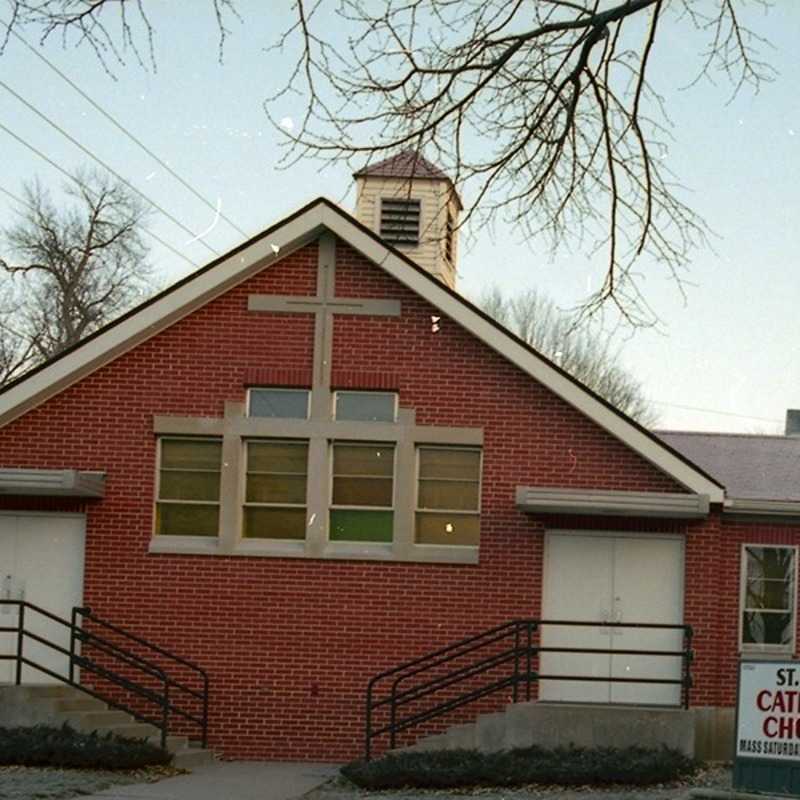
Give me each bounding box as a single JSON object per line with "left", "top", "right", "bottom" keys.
{"left": 0, "top": 198, "right": 723, "bottom": 505}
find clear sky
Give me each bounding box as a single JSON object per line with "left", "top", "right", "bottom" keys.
{"left": 0, "top": 2, "right": 797, "bottom": 434}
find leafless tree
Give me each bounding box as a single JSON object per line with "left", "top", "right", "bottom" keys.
{"left": 0, "top": 170, "right": 152, "bottom": 384}
{"left": 478, "top": 286, "right": 657, "bottom": 425}
{"left": 2, "top": 1, "right": 775, "bottom": 326}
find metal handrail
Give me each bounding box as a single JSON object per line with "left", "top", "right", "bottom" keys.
{"left": 0, "top": 600, "right": 209, "bottom": 748}
{"left": 364, "top": 618, "right": 694, "bottom": 760}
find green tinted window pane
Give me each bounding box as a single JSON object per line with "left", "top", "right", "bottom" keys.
{"left": 746, "top": 579, "right": 792, "bottom": 611}
{"left": 333, "top": 444, "right": 394, "bottom": 477}
{"left": 249, "top": 389, "right": 309, "bottom": 419}
{"left": 246, "top": 474, "right": 307, "bottom": 504}
{"left": 247, "top": 441, "right": 308, "bottom": 474}
{"left": 329, "top": 510, "right": 393, "bottom": 542}
{"left": 336, "top": 392, "right": 396, "bottom": 422}
{"left": 332, "top": 477, "right": 393, "bottom": 507}
{"left": 243, "top": 507, "right": 307, "bottom": 540}
{"left": 747, "top": 547, "right": 795, "bottom": 582}
{"left": 743, "top": 611, "right": 793, "bottom": 646}
{"left": 156, "top": 503, "right": 219, "bottom": 537}
{"left": 419, "top": 448, "right": 480, "bottom": 480}
{"left": 415, "top": 512, "right": 479, "bottom": 546}
{"left": 418, "top": 480, "right": 479, "bottom": 511}
{"left": 159, "top": 471, "right": 220, "bottom": 502}
{"left": 161, "top": 439, "right": 221, "bottom": 470}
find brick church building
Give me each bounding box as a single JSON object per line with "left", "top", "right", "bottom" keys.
{"left": 1, "top": 153, "right": 798, "bottom": 762}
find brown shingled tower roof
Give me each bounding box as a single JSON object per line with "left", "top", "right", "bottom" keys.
{"left": 353, "top": 149, "right": 450, "bottom": 180}
{"left": 353, "top": 149, "right": 462, "bottom": 208}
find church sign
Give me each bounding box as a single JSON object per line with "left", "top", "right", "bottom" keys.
{"left": 735, "top": 661, "right": 800, "bottom": 796}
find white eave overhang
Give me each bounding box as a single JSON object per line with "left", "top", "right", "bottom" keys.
{"left": 0, "top": 468, "right": 105, "bottom": 498}
{"left": 515, "top": 486, "right": 710, "bottom": 519}
{"left": 724, "top": 498, "right": 800, "bottom": 522}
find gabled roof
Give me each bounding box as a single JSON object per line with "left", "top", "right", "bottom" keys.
{"left": 659, "top": 430, "right": 800, "bottom": 502}
{"left": 353, "top": 149, "right": 450, "bottom": 180}
{"left": 0, "top": 197, "right": 724, "bottom": 502}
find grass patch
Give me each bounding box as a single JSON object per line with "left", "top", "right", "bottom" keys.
{"left": 342, "top": 745, "right": 699, "bottom": 789}
{"left": 0, "top": 724, "right": 172, "bottom": 770}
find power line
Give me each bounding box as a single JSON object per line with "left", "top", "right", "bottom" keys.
{"left": 0, "top": 122, "right": 199, "bottom": 268}
{"left": 0, "top": 184, "right": 35, "bottom": 213}
{"left": 652, "top": 400, "right": 782, "bottom": 425}
{"left": 0, "top": 78, "right": 220, "bottom": 256}
{"left": 5, "top": 24, "right": 250, "bottom": 239}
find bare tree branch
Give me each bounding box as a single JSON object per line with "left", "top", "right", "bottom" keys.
{"left": 0, "top": 169, "right": 153, "bottom": 383}
{"left": 477, "top": 285, "right": 658, "bottom": 425}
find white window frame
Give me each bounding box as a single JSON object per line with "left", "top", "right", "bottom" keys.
{"left": 328, "top": 441, "right": 396, "bottom": 540}
{"left": 414, "top": 445, "right": 482, "bottom": 547}
{"left": 154, "top": 436, "right": 222, "bottom": 538}
{"left": 739, "top": 543, "right": 798, "bottom": 655}
{"left": 246, "top": 387, "right": 311, "bottom": 419}
{"left": 333, "top": 390, "right": 398, "bottom": 423}
{"left": 241, "top": 438, "right": 309, "bottom": 541}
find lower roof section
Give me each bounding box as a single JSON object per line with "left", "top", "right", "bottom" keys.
{"left": 515, "top": 486, "right": 710, "bottom": 519}
{"left": 0, "top": 469, "right": 105, "bottom": 498}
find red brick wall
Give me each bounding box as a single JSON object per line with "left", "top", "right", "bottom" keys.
{"left": 0, "top": 236, "right": 761, "bottom": 761}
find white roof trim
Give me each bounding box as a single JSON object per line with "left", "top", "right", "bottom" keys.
{"left": 0, "top": 199, "right": 723, "bottom": 502}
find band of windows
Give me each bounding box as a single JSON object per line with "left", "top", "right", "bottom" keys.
{"left": 155, "top": 390, "right": 482, "bottom": 548}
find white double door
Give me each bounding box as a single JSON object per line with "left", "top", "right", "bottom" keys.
{"left": 0, "top": 513, "right": 86, "bottom": 684}
{"left": 540, "top": 533, "right": 684, "bottom": 706}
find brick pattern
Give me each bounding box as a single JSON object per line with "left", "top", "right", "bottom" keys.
{"left": 2, "top": 236, "right": 789, "bottom": 761}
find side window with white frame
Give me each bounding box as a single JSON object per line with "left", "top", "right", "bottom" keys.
{"left": 155, "top": 437, "right": 222, "bottom": 537}
{"left": 416, "top": 447, "right": 481, "bottom": 546}
{"left": 243, "top": 440, "right": 309, "bottom": 540}
{"left": 334, "top": 391, "right": 397, "bottom": 423}
{"left": 248, "top": 388, "right": 310, "bottom": 419}
{"left": 741, "top": 545, "right": 797, "bottom": 653}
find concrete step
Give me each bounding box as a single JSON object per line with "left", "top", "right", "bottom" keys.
{"left": 172, "top": 746, "right": 216, "bottom": 769}
{"left": 474, "top": 711, "right": 507, "bottom": 753}
{"left": 100, "top": 722, "right": 161, "bottom": 740}
{"left": 44, "top": 697, "right": 108, "bottom": 713}
{"left": 444, "top": 722, "right": 476, "bottom": 750}
{"left": 17, "top": 684, "right": 84, "bottom": 699}
{"left": 57, "top": 710, "right": 135, "bottom": 731}
{"left": 147, "top": 734, "right": 189, "bottom": 753}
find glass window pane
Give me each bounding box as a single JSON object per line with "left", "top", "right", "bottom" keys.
{"left": 159, "top": 471, "right": 221, "bottom": 502}
{"left": 746, "top": 579, "right": 792, "bottom": 611}
{"left": 246, "top": 474, "right": 307, "bottom": 505}
{"left": 156, "top": 503, "right": 219, "bottom": 537}
{"left": 333, "top": 444, "right": 394, "bottom": 477}
{"left": 249, "top": 389, "right": 309, "bottom": 419}
{"left": 419, "top": 448, "right": 480, "bottom": 480}
{"left": 329, "top": 510, "right": 393, "bottom": 542}
{"left": 335, "top": 392, "right": 396, "bottom": 422}
{"left": 747, "top": 547, "right": 795, "bottom": 582}
{"left": 243, "top": 507, "right": 307, "bottom": 540}
{"left": 247, "top": 441, "right": 308, "bottom": 474}
{"left": 415, "top": 513, "right": 479, "bottom": 546}
{"left": 743, "top": 611, "right": 794, "bottom": 646}
{"left": 418, "top": 480, "right": 479, "bottom": 511}
{"left": 332, "top": 477, "right": 393, "bottom": 507}
{"left": 160, "top": 439, "right": 221, "bottom": 470}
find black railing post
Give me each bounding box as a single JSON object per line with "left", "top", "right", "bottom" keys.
{"left": 365, "top": 684, "right": 373, "bottom": 762}
{"left": 15, "top": 603, "right": 24, "bottom": 685}
{"left": 69, "top": 607, "right": 79, "bottom": 684}
{"left": 513, "top": 624, "right": 520, "bottom": 703}
{"left": 202, "top": 674, "right": 209, "bottom": 749}
{"left": 389, "top": 683, "right": 398, "bottom": 751}
{"left": 525, "top": 621, "right": 533, "bottom": 702}
{"left": 161, "top": 680, "right": 170, "bottom": 749}
{"left": 683, "top": 625, "right": 694, "bottom": 710}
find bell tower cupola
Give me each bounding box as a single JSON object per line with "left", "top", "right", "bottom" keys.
{"left": 353, "top": 150, "right": 462, "bottom": 289}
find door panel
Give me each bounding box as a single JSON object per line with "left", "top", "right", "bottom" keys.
{"left": 0, "top": 514, "right": 85, "bottom": 684}
{"left": 610, "top": 537, "right": 683, "bottom": 705}
{"left": 540, "top": 535, "right": 614, "bottom": 703}
{"left": 0, "top": 527, "right": 17, "bottom": 683}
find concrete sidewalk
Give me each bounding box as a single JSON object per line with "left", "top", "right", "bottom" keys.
{"left": 81, "top": 761, "right": 339, "bottom": 800}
